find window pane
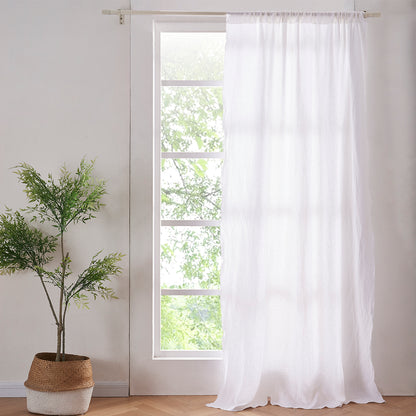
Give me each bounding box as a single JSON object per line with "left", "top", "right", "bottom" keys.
{"left": 161, "top": 158, "right": 222, "bottom": 220}
{"left": 161, "top": 226, "right": 220, "bottom": 289}
{"left": 161, "top": 33, "right": 225, "bottom": 80}
{"left": 162, "top": 86, "right": 223, "bottom": 152}
{"left": 161, "top": 295, "right": 222, "bottom": 350}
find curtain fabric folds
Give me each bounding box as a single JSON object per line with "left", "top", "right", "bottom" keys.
{"left": 208, "top": 12, "right": 383, "bottom": 411}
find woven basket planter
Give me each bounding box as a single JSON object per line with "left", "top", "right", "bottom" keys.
{"left": 24, "top": 352, "right": 94, "bottom": 415}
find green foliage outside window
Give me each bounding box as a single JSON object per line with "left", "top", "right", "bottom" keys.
{"left": 161, "top": 296, "right": 222, "bottom": 350}
{"left": 160, "top": 32, "right": 225, "bottom": 351}
{"left": 161, "top": 32, "right": 225, "bottom": 81}
{"left": 161, "top": 87, "right": 223, "bottom": 153}
{"left": 161, "top": 226, "right": 220, "bottom": 290}
{"left": 162, "top": 158, "right": 222, "bottom": 221}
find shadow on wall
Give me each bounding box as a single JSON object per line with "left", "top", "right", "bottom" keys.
{"left": 364, "top": 0, "right": 416, "bottom": 395}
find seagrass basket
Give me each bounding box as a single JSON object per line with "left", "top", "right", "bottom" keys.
{"left": 25, "top": 352, "right": 94, "bottom": 392}
{"left": 25, "top": 352, "right": 94, "bottom": 415}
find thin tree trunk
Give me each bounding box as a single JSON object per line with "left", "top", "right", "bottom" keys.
{"left": 37, "top": 271, "right": 62, "bottom": 360}
{"left": 56, "top": 325, "right": 62, "bottom": 362}
{"left": 56, "top": 233, "right": 66, "bottom": 362}
{"left": 37, "top": 273, "right": 59, "bottom": 326}
{"left": 62, "top": 302, "right": 69, "bottom": 361}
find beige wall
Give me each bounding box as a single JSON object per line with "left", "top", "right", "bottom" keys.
{"left": 0, "top": 0, "right": 414, "bottom": 395}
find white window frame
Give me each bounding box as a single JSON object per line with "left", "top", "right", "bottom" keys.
{"left": 154, "top": 21, "right": 225, "bottom": 359}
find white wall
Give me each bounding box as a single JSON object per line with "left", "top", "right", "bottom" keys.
{"left": 0, "top": 0, "right": 130, "bottom": 390}
{"left": 359, "top": 0, "right": 416, "bottom": 395}
{"left": 0, "top": 0, "right": 414, "bottom": 396}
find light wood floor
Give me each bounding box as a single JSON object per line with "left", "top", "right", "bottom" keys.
{"left": 0, "top": 396, "right": 415, "bottom": 416}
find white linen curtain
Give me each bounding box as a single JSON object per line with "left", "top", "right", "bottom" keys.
{"left": 208, "top": 12, "right": 383, "bottom": 411}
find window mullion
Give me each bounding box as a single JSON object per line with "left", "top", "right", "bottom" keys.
{"left": 161, "top": 152, "right": 224, "bottom": 159}
{"left": 161, "top": 289, "right": 220, "bottom": 296}
{"left": 162, "top": 80, "right": 223, "bottom": 87}
{"left": 161, "top": 220, "right": 220, "bottom": 227}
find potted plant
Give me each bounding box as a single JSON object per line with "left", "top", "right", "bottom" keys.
{"left": 0, "top": 159, "right": 123, "bottom": 415}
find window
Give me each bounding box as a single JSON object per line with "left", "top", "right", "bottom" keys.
{"left": 154, "top": 26, "right": 226, "bottom": 358}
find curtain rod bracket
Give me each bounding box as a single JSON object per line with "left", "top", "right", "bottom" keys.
{"left": 119, "top": 10, "right": 125, "bottom": 25}
{"left": 101, "top": 9, "right": 126, "bottom": 24}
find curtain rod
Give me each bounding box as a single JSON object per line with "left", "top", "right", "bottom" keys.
{"left": 102, "top": 9, "right": 381, "bottom": 25}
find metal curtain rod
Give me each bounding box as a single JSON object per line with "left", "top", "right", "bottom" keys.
{"left": 102, "top": 9, "right": 381, "bottom": 25}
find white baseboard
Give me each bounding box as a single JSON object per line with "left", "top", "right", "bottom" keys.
{"left": 92, "top": 381, "right": 129, "bottom": 397}
{"left": 0, "top": 381, "right": 129, "bottom": 398}
{"left": 0, "top": 383, "right": 24, "bottom": 397}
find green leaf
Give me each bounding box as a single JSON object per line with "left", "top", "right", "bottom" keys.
{"left": 14, "top": 159, "right": 107, "bottom": 233}
{"left": 0, "top": 211, "right": 57, "bottom": 274}
{"left": 66, "top": 252, "right": 124, "bottom": 304}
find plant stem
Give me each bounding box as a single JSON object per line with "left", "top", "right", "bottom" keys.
{"left": 56, "top": 232, "right": 66, "bottom": 362}
{"left": 37, "top": 272, "right": 59, "bottom": 326}
{"left": 62, "top": 301, "right": 69, "bottom": 361}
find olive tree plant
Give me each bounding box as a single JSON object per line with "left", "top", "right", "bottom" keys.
{"left": 0, "top": 159, "right": 123, "bottom": 361}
